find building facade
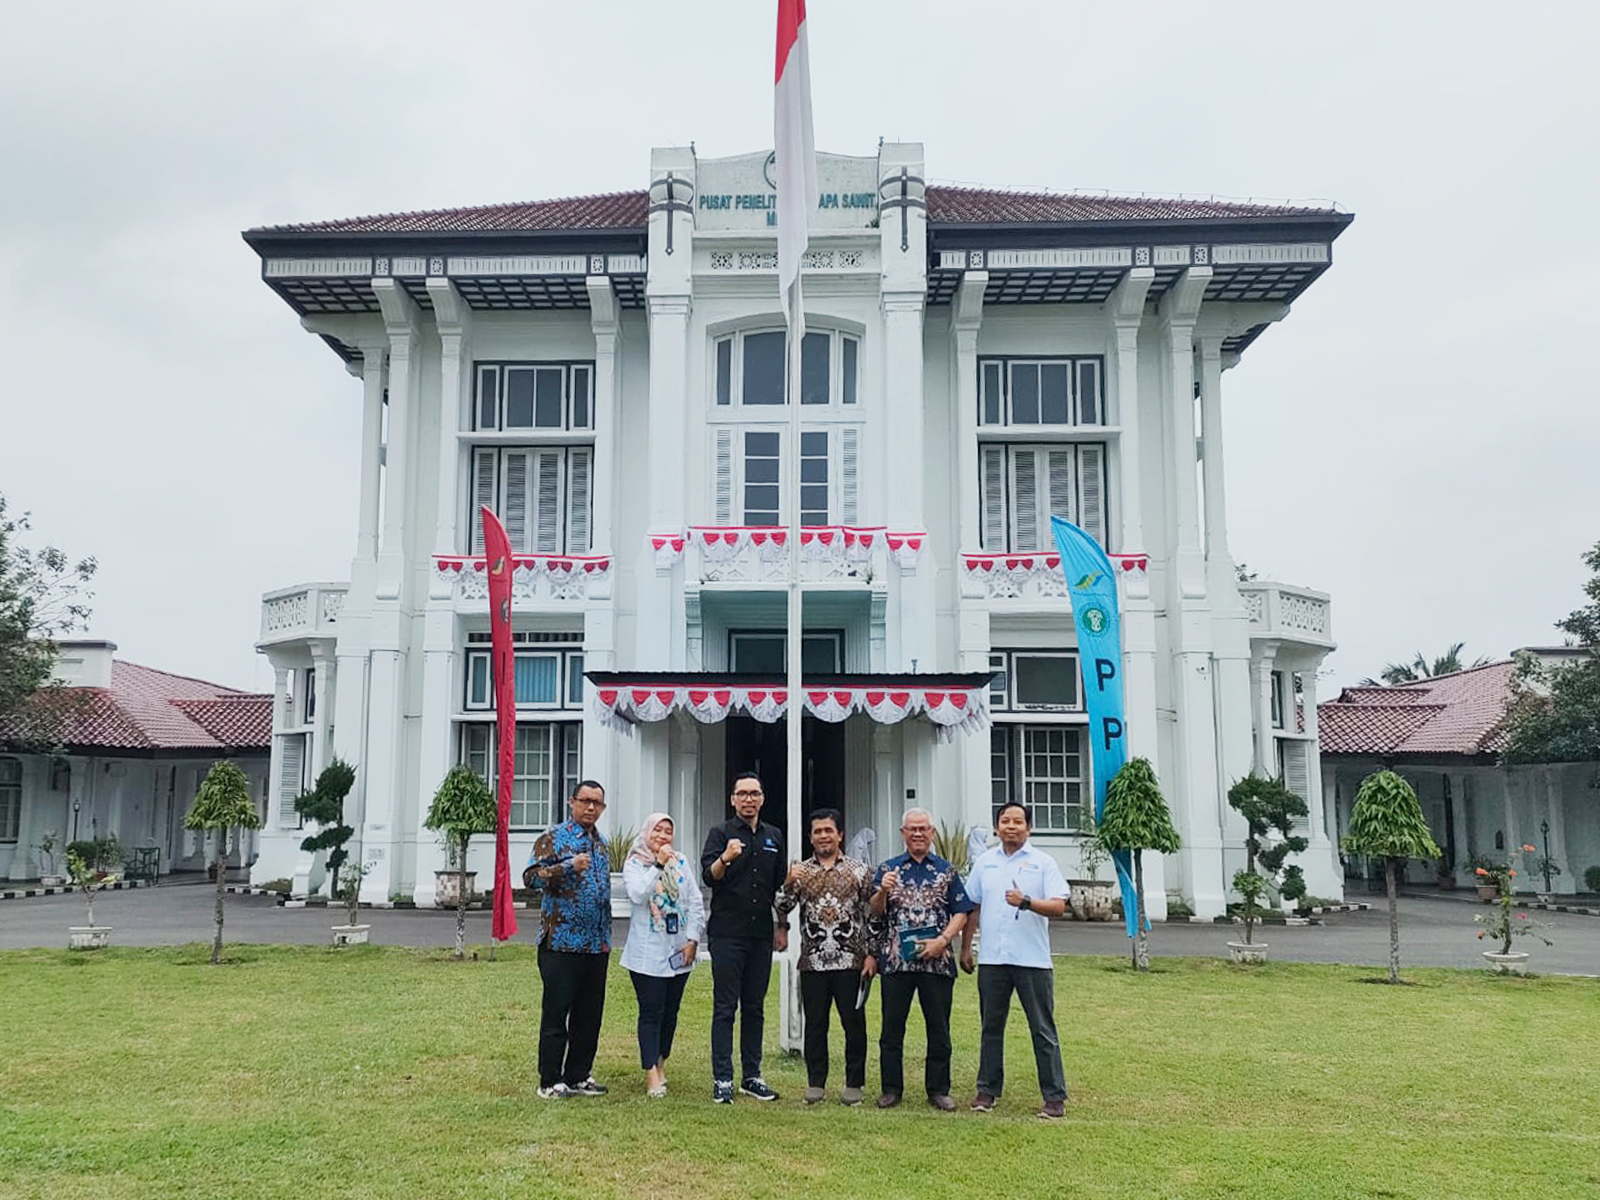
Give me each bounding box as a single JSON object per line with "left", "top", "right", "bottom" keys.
{"left": 246, "top": 145, "right": 1351, "bottom": 916}
{"left": 0, "top": 640, "right": 271, "bottom": 882}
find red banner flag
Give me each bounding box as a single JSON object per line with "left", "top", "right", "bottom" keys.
{"left": 481, "top": 506, "right": 518, "bottom": 942}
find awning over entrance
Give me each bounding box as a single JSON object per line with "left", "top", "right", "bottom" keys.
{"left": 585, "top": 672, "right": 992, "bottom": 738}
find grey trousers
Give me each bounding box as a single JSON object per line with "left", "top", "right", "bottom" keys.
{"left": 975, "top": 963, "right": 1068, "bottom": 1102}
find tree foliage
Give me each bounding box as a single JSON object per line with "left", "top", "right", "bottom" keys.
{"left": 1503, "top": 540, "right": 1600, "bottom": 764}
{"left": 0, "top": 493, "right": 97, "bottom": 747}
{"left": 1361, "top": 642, "right": 1489, "bottom": 687}
{"left": 1227, "top": 774, "right": 1309, "bottom": 944}
{"left": 294, "top": 758, "right": 358, "bottom": 882}
{"left": 1100, "top": 757, "right": 1180, "bottom": 972}
{"left": 425, "top": 765, "right": 497, "bottom": 960}
{"left": 1343, "top": 770, "right": 1439, "bottom": 984}
{"left": 185, "top": 759, "right": 263, "bottom": 965}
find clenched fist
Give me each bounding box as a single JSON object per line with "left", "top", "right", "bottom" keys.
{"left": 878, "top": 869, "right": 900, "bottom": 894}
{"left": 722, "top": 837, "right": 744, "bottom": 864}
{"left": 572, "top": 853, "right": 591, "bottom": 873}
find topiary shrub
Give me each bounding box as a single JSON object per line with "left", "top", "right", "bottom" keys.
{"left": 1585, "top": 865, "right": 1600, "bottom": 895}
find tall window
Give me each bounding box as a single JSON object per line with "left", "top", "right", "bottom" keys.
{"left": 979, "top": 357, "right": 1103, "bottom": 427}
{"left": 461, "top": 723, "right": 583, "bottom": 830}
{"left": 714, "top": 329, "right": 858, "bottom": 408}
{"left": 0, "top": 757, "right": 19, "bottom": 843}
{"left": 988, "top": 651, "right": 1088, "bottom": 833}
{"left": 463, "top": 646, "right": 585, "bottom": 711}
{"left": 469, "top": 363, "right": 595, "bottom": 555}
{"left": 713, "top": 426, "right": 858, "bottom": 527}
{"left": 979, "top": 443, "right": 1106, "bottom": 551}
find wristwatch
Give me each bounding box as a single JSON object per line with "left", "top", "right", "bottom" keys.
{"left": 1020, "top": 895, "right": 1033, "bottom": 912}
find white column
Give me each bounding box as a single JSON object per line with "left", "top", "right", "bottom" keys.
{"left": 951, "top": 272, "right": 986, "bottom": 554}
{"left": 1251, "top": 652, "right": 1278, "bottom": 775}
{"left": 1449, "top": 770, "right": 1470, "bottom": 880}
{"left": 1197, "top": 335, "right": 1231, "bottom": 574}
{"left": 1543, "top": 769, "right": 1571, "bottom": 893}
{"left": 309, "top": 647, "right": 334, "bottom": 775}
{"left": 372, "top": 279, "right": 420, "bottom": 598}
{"left": 639, "top": 294, "right": 690, "bottom": 670}
{"left": 267, "top": 665, "right": 290, "bottom": 822}
{"left": 355, "top": 349, "right": 387, "bottom": 564}
{"left": 587, "top": 276, "right": 621, "bottom": 555}
{"left": 358, "top": 635, "right": 404, "bottom": 905}
{"left": 427, "top": 279, "right": 471, "bottom": 557}
{"left": 1160, "top": 268, "right": 1210, "bottom": 601}
{"left": 1104, "top": 268, "right": 1153, "bottom": 557}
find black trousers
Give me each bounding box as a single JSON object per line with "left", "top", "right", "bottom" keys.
{"left": 709, "top": 935, "right": 773, "bottom": 1082}
{"left": 537, "top": 946, "right": 609, "bottom": 1088}
{"left": 976, "top": 963, "right": 1068, "bottom": 1102}
{"left": 629, "top": 970, "right": 690, "bottom": 1071}
{"left": 800, "top": 968, "right": 868, "bottom": 1088}
{"left": 878, "top": 971, "right": 954, "bottom": 1098}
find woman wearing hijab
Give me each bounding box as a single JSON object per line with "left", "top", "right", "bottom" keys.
{"left": 620, "top": 812, "right": 704, "bottom": 1097}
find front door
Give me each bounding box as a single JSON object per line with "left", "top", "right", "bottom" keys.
{"left": 723, "top": 715, "right": 847, "bottom": 859}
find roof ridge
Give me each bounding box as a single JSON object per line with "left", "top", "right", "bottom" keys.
{"left": 250, "top": 188, "right": 649, "bottom": 234}
{"left": 115, "top": 660, "right": 250, "bottom": 694}
{"left": 924, "top": 181, "right": 1340, "bottom": 214}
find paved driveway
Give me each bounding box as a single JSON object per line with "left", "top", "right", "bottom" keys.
{"left": 3, "top": 884, "right": 1597, "bottom": 975}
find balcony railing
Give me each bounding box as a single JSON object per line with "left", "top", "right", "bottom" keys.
{"left": 1238, "top": 580, "right": 1333, "bottom": 648}
{"left": 259, "top": 582, "right": 348, "bottom": 646}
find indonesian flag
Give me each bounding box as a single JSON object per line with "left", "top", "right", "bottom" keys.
{"left": 481, "top": 506, "right": 518, "bottom": 942}
{"left": 775, "top": 0, "right": 817, "bottom": 331}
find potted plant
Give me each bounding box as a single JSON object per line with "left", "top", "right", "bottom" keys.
{"left": 605, "top": 826, "right": 637, "bottom": 918}
{"left": 1467, "top": 853, "right": 1507, "bottom": 902}
{"left": 1342, "top": 770, "right": 1440, "bottom": 985}
{"left": 1475, "top": 868, "right": 1552, "bottom": 974}
{"left": 1069, "top": 814, "right": 1115, "bottom": 921}
{"left": 65, "top": 848, "right": 118, "bottom": 949}
{"left": 1097, "top": 757, "right": 1181, "bottom": 971}
{"left": 293, "top": 757, "right": 357, "bottom": 898}
{"left": 331, "top": 862, "right": 372, "bottom": 946}
{"left": 184, "top": 759, "right": 264, "bottom": 965}
{"left": 424, "top": 765, "right": 497, "bottom": 960}
{"left": 1434, "top": 855, "right": 1455, "bottom": 891}
{"left": 35, "top": 828, "right": 63, "bottom": 887}
{"left": 1225, "top": 775, "right": 1309, "bottom": 964}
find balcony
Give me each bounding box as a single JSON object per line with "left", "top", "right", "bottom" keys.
{"left": 682, "top": 526, "right": 924, "bottom": 587}
{"left": 1238, "top": 581, "right": 1333, "bottom": 649}
{"left": 259, "top": 582, "right": 347, "bottom": 647}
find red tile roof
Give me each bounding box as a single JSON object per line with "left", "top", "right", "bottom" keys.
{"left": 1318, "top": 662, "right": 1517, "bottom": 758}
{"left": 4, "top": 661, "right": 272, "bottom": 753}
{"left": 251, "top": 185, "right": 1333, "bottom": 236}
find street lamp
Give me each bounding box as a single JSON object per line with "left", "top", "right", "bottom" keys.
{"left": 1540, "top": 818, "right": 1553, "bottom": 893}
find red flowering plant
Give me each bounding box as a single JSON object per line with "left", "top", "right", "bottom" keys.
{"left": 1474, "top": 866, "right": 1553, "bottom": 956}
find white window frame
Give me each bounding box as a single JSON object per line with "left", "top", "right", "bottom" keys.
{"left": 463, "top": 647, "right": 585, "bottom": 712}
{"left": 730, "top": 630, "right": 845, "bottom": 674}
{"left": 473, "top": 362, "right": 595, "bottom": 433}
{"left": 712, "top": 328, "right": 860, "bottom": 410}
{"left": 979, "top": 442, "right": 1107, "bottom": 552}
{"left": 989, "top": 723, "right": 1090, "bottom": 834}
{"left": 978, "top": 355, "right": 1105, "bottom": 428}
{"left": 711, "top": 424, "right": 859, "bottom": 527}
{"left": 460, "top": 720, "right": 583, "bottom": 831}
{"left": 987, "top": 650, "right": 1083, "bottom": 713}
{"left": 468, "top": 445, "right": 592, "bottom": 556}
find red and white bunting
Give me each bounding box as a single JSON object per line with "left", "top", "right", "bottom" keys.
{"left": 960, "top": 551, "right": 1061, "bottom": 587}
{"left": 1109, "top": 552, "right": 1149, "bottom": 574}
{"left": 434, "top": 553, "right": 611, "bottom": 583}
{"left": 650, "top": 533, "right": 687, "bottom": 569}
{"left": 593, "top": 681, "right": 987, "bottom": 739}
{"left": 685, "top": 526, "right": 925, "bottom": 567}
{"left": 885, "top": 532, "right": 925, "bottom": 569}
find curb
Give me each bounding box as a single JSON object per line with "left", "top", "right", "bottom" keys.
{"left": 1, "top": 878, "right": 150, "bottom": 902}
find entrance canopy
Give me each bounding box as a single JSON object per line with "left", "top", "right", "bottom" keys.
{"left": 586, "top": 672, "right": 992, "bottom": 738}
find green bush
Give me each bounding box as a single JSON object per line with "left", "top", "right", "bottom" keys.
{"left": 1585, "top": 865, "right": 1600, "bottom": 894}
{"left": 65, "top": 835, "right": 122, "bottom": 872}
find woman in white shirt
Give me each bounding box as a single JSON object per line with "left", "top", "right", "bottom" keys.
{"left": 620, "top": 812, "right": 704, "bottom": 1097}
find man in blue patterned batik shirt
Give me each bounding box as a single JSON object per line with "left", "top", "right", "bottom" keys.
{"left": 869, "top": 807, "right": 973, "bottom": 1111}
{"left": 525, "top": 780, "right": 612, "bottom": 1099}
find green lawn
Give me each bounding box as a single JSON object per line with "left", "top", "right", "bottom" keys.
{"left": 2, "top": 945, "right": 1597, "bottom": 1200}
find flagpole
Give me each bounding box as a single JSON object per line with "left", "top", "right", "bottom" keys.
{"left": 785, "top": 281, "right": 803, "bottom": 870}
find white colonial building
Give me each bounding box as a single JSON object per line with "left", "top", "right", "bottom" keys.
{"left": 246, "top": 144, "right": 1351, "bottom": 917}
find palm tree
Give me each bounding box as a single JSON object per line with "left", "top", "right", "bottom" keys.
{"left": 1361, "top": 642, "right": 1490, "bottom": 686}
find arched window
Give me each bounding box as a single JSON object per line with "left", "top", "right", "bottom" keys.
{"left": 0, "top": 757, "right": 21, "bottom": 843}
{"left": 713, "top": 328, "right": 858, "bottom": 408}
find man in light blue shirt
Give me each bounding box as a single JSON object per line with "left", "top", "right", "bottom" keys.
{"left": 959, "top": 801, "right": 1071, "bottom": 1119}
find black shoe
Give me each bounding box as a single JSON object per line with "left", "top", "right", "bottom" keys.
{"left": 572, "top": 1076, "right": 608, "bottom": 1096}
{"left": 712, "top": 1080, "right": 734, "bottom": 1104}
{"left": 740, "top": 1077, "right": 779, "bottom": 1101}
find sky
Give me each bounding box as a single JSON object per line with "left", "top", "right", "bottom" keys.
{"left": 1, "top": 0, "right": 1596, "bottom": 695}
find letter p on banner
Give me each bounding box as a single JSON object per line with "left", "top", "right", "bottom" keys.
{"left": 1050, "top": 517, "right": 1141, "bottom": 938}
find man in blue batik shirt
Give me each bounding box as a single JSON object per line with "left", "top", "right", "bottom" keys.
{"left": 869, "top": 807, "right": 973, "bottom": 1112}
{"left": 524, "top": 780, "right": 612, "bottom": 1100}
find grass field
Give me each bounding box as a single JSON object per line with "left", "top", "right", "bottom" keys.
{"left": 2, "top": 945, "right": 1597, "bottom": 1200}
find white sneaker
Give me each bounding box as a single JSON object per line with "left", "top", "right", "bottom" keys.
{"left": 536, "top": 1082, "right": 574, "bottom": 1099}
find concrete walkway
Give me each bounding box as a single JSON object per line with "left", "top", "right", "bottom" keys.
{"left": 4, "top": 881, "right": 1597, "bottom": 975}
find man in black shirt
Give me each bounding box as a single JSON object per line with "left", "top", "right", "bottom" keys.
{"left": 701, "top": 770, "right": 789, "bottom": 1103}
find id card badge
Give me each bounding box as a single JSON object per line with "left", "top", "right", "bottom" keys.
{"left": 665, "top": 912, "right": 680, "bottom": 936}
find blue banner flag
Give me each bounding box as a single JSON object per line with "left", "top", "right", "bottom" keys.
{"left": 1050, "top": 516, "right": 1142, "bottom": 938}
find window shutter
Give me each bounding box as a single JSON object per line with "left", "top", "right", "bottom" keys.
{"left": 1046, "top": 447, "right": 1076, "bottom": 532}
{"left": 1011, "top": 448, "right": 1040, "bottom": 551}
{"left": 980, "top": 443, "right": 1008, "bottom": 552}
{"left": 277, "top": 734, "right": 304, "bottom": 828}
{"left": 1077, "top": 443, "right": 1106, "bottom": 548}
{"left": 840, "top": 426, "right": 859, "bottom": 526}
{"left": 533, "top": 448, "right": 564, "bottom": 553}
{"left": 1282, "top": 739, "right": 1309, "bottom": 803}
{"left": 502, "top": 450, "right": 531, "bottom": 553}
{"left": 566, "top": 447, "right": 592, "bottom": 553}
{"left": 470, "top": 448, "right": 497, "bottom": 554}
{"left": 714, "top": 427, "right": 734, "bottom": 525}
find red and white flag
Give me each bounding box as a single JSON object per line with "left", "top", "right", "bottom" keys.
{"left": 774, "top": 0, "right": 817, "bottom": 331}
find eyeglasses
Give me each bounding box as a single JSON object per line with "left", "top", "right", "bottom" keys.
{"left": 572, "top": 796, "right": 606, "bottom": 809}
{"left": 732, "top": 790, "right": 764, "bottom": 799}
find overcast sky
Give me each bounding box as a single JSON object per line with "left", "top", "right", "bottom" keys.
{"left": 2, "top": 0, "right": 1596, "bottom": 695}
